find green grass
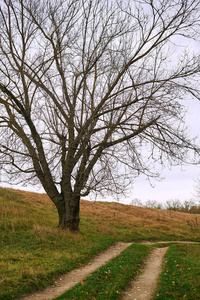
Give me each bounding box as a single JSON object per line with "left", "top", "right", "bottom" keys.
{"left": 1, "top": 230, "right": 117, "bottom": 299}
{"left": 54, "top": 244, "right": 150, "bottom": 300}
{"left": 154, "top": 244, "right": 200, "bottom": 299}
{"left": 0, "top": 189, "right": 117, "bottom": 299}
{"left": 0, "top": 187, "right": 200, "bottom": 299}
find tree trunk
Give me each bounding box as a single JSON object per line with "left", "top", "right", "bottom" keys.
{"left": 56, "top": 194, "right": 80, "bottom": 232}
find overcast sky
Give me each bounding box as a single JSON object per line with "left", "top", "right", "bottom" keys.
{"left": 95, "top": 97, "right": 200, "bottom": 205}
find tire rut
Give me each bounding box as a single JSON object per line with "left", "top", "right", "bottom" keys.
{"left": 18, "top": 241, "right": 199, "bottom": 300}
{"left": 19, "top": 242, "right": 132, "bottom": 300}
{"left": 120, "top": 247, "right": 169, "bottom": 300}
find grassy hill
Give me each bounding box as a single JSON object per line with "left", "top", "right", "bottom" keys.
{"left": 0, "top": 187, "right": 200, "bottom": 299}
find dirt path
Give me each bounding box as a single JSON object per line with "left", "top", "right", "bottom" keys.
{"left": 19, "top": 241, "right": 200, "bottom": 300}
{"left": 19, "top": 242, "right": 132, "bottom": 300}
{"left": 120, "top": 247, "right": 169, "bottom": 300}
{"left": 120, "top": 241, "right": 200, "bottom": 300}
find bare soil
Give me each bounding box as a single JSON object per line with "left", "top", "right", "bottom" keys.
{"left": 18, "top": 241, "right": 200, "bottom": 300}
{"left": 9, "top": 189, "right": 199, "bottom": 300}
{"left": 120, "top": 241, "right": 200, "bottom": 300}
{"left": 19, "top": 241, "right": 132, "bottom": 300}
{"left": 120, "top": 247, "right": 169, "bottom": 300}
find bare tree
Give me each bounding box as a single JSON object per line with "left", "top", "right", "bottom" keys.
{"left": 194, "top": 178, "right": 200, "bottom": 200}
{"left": 0, "top": 0, "right": 200, "bottom": 231}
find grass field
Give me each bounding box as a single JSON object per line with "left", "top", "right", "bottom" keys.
{"left": 0, "top": 187, "right": 200, "bottom": 299}
{"left": 54, "top": 244, "right": 150, "bottom": 300}
{"left": 53, "top": 243, "right": 200, "bottom": 300}
{"left": 154, "top": 244, "right": 200, "bottom": 300}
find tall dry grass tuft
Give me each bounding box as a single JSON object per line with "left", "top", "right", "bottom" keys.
{"left": 0, "top": 198, "right": 34, "bottom": 231}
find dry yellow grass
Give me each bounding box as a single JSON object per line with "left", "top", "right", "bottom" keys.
{"left": 81, "top": 199, "right": 200, "bottom": 240}
{"left": 5, "top": 187, "right": 200, "bottom": 241}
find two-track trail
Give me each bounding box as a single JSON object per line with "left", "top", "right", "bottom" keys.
{"left": 120, "top": 241, "right": 200, "bottom": 300}
{"left": 19, "top": 241, "right": 200, "bottom": 300}
{"left": 19, "top": 242, "right": 132, "bottom": 300}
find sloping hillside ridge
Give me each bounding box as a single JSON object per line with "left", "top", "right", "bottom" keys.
{"left": 0, "top": 187, "right": 200, "bottom": 300}
{"left": 2, "top": 187, "right": 200, "bottom": 241}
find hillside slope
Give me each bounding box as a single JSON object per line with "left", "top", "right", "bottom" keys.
{"left": 1, "top": 187, "right": 200, "bottom": 241}
{"left": 0, "top": 187, "right": 199, "bottom": 299}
